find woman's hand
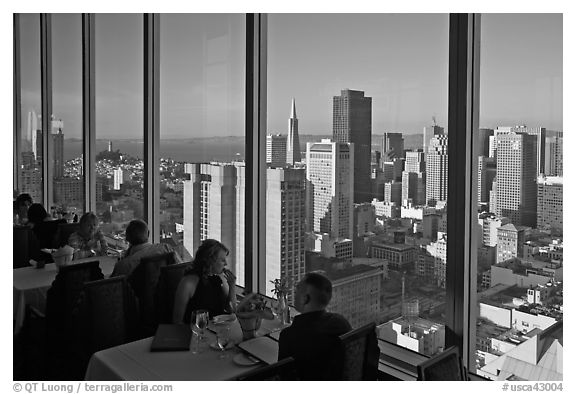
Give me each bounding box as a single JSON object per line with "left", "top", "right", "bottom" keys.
{"left": 222, "top": 268, "right": 236, "bottom": 286}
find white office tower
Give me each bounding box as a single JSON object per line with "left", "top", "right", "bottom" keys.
{"left": 113, "top": 168, "right": 123, "bottom": 190}
{"left": 306, "top": 139, "right": 354, "bottom": 243}
{"left": 423, "top": 124, "right": 444, "bottom": 157}
{"left": 233, "top": 162, "right": 246, "bottom": 287}
{"left": 495, "top": 131, "right": 537, "bottom": 227}
{"left": 266, "top": 167, "right": 306, "bottom": 298}
{"left": 266, "top": 134, "right": 287, "bottom": 168}
{"left": 425, "top": 134, "right": 449, "bottom": 206}
{"left": 496, "top": 126, "right": 546, "bottom": 177}
{"left": 286, "top": 98, "right": 301, "bottom": 165}
{"left": 183, "top": 163, "right": 238, "bottom": 277}
{"left": 26, "top": 110, "right": 39, "bottom": 152}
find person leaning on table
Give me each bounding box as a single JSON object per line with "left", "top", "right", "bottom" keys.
{"left": 67, "top": 212, "right": 108, "bottom": 259}
{"left": 278, "top": 271, "right": 352, "bottom": 380}
{"left": 172, "top": 239, "right": 237, "bottom": 324}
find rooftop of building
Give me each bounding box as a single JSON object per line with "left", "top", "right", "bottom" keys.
{"left": 371, "top": 241, "right": 415, "bottom": 251}
{"left": 326, "top": 263, "right": 382, "bottom": 282}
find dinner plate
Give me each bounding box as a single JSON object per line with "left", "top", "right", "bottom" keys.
{"left": 233, "top": 353, "right": 261, "bottom": 366}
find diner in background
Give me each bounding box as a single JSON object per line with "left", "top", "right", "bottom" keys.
{"left": 111, "top": 219, "right": 184, "bottom": 277}
{"left": 13, "top": 193, "right": 33, "bottom": 225}
{"left": 28, "top": 203, "right": 66, "bottom": 249}
{"left": 172, "top": 239, "right": 236, "bottom": 324}
{"left": 67, "top": 212, "right": 108, "bottom": 259}
{"left": 278, "top": 271, "right": 352, "bottom": 380}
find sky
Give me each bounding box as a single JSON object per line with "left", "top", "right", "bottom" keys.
{"left": 18, "top": 13, "right": 562, "bottom": 139}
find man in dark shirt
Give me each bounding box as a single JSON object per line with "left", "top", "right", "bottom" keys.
{"left": 278, "top": 272, "right": 352, "bottom": 380}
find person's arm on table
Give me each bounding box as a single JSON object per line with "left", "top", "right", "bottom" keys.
{"left": 172, "top": 274, "right": 199, "bottom": 323}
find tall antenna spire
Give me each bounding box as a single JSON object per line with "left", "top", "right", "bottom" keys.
{"left": 291, "top": 97, "right": 297, "bottom": 119}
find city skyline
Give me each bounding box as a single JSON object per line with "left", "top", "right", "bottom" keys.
{"left": 18, "top": 13, "right": 562, "bottom": 140}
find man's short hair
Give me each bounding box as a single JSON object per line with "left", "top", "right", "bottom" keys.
{"left": 125, "top": 219, "right": 149, "bottom": 245}
{"left": 301, "top": 271, "right": 332, "bottom": 306}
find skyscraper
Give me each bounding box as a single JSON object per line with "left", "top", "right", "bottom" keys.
{"left": 286, "top": 98, "right": 301, "bottom": 165}
{"left": 306, "top": 139, "right": 354, "bottom": 241}
{"left": 333, "top": 89, "right": 372, "bottom": 204}
{"left": 266, "top": 167, "right": 306, "bottom": 299}
{"left": 266, "top": 134, "right": 287, "bottom": 167}
{"left": 405, "top": 151, "right": 425, "bottom": 173}
{"left": 423, "top": 124, "right": 444, "bottom": 156}
{"left": 425, "top": 134, "right": 449, "bottom": 206}
{"left": 52, "top": 128, "right": 65, "bottom": 179}
{"left": 496, "top": 131, "right": 537, "bottom": 227}
{"left": 537, "top": 176, "right": 563, "bottom": 235}
{"left": 183, "top": 163, "right": 238, "bottom": 276}
{"left": 478, "top": 156, "right": 496, "bottom": 204}
{"left": 381, "top": 132, "right": 404, "bottom": 161}
{"left": 478, "top": 128, "right": 494, "bottom": 157}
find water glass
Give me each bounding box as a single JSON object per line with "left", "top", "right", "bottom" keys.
{"left": 194, "top": 310, "right": 209, "bottom": 345}
{"left": 215, "top": 324, "right": 231, "bottom": 359}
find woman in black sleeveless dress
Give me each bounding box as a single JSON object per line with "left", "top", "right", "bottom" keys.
{"left": 172, "top": 239, "right": 237, "bottom": 324}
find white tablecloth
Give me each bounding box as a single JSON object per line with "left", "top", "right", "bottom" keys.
{"left": 85, "top": 318, "right": 284, "bottom": 381}
{"left": 13, "top": 256, "right": 118, "bottom": 335}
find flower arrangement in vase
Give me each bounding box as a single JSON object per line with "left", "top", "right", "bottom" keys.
{"left": 270, "top": 276, "right": 293, "bottom": 324}
{"left": 235, "top": 293, "right": 274, "bottom": 340}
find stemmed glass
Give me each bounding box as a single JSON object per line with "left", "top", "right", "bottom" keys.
{"left": 193, "top": 310, "right": 209, "bottom": 352}
{"left": 215, "top": 323, "right": 231, "bottom": 359}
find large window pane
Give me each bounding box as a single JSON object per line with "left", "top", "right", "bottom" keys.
{"left": 18, "top": 14, "right": 43, "bottom": 206}
{"left": 51, "top": 14, "right": 84, "bottom": 218}
{"left": 472, "top": 14, "right": 563, "bottom": 380}
{"left": 160, "top": 14, "right": 246, "bottom": 281}
{"left": 266, "top": 14, "right": 449, "bottom": 359}
{"left": 95, "top": 14, "right": 143, "bottom": 253}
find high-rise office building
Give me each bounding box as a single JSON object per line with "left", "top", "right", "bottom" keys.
{"left": 496, "top": 126, "right": 545, "bottom": 177}
{"left": 333, "top": 89, "right": 372, "bottom": 204}
{"left": 496, "top": 131, "right": 537, "bottom": 227}
{"left": 478, "top": 156, "right": 496, "bottom": 204}
{"left": 384, "top": 181, "right": 402, "bottom": 205}
{"left": 381, "top": 158, "right": 404, "bottom": 183}
{"left": 382, "top": 132, "right": 404, "bottom": 161}
{"left": 405, "top": 151, "right": 425, "bottom": 173}
{"left": 54, "top": 177, "right": 84, "bottom": 208}
{"left": 266, "top": 167, "right": 306, "bottom": 299}
{"left": 306, "top": 139, "right": 354, "bottom": 241}
{"left": 426, "top": 134, "right": 448, "bottom": 206}
{"left": 544, "top": 131, "right": 563, "bottom": 176}
{"left": 113, "top": 168, "right": 124, "bottom": 190}
{"left": 183, "top": 163, "right": 238, "bottom": 276}
{"left": 401, "top": 171, "right": 426, "bottom": 206}
{"left": 478, "top": 128, "right": 494, "bottom": 157}
{"left": 52, "top": 129, "right": 65, "bottom": 179}
{"left": 266, "top": 134, "right": 287, "bottom": 167}
{"left": 286, "top": 98, "right": 301, "bottom": 165}
{"left": 423, "top": 124, "right": 444, "bottom": 156}
{"left": 537, "top": 176, "right": 563, "bottom": 235}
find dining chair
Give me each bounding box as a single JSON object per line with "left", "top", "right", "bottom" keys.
{"left": 54, "top": 222, "right": 81, "bottom": 247}
{"left": 70, "top": 276, "right": 140, "bottom": 379}
{"left": 337, "top": 322, "right": 380, "bottom": 380}
{"left": 45, "top": 260, "right": 104, "bottom": 379}
{"left": 128, "top": 251, "right": 178, "bottom": 337}
{"left": 235, "top": 357, "right": 298, "bottom": 381}
{"left": 416, "top": 346, "right": 468, "bottom": 381}
{"left": 13, "top": 225, "right": 33, "bottom": 268}
{"left": 154, "top": 262, "right": 191, "bottom": 324}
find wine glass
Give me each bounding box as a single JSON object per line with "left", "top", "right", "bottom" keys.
{"left": 195, "top": 310, "right": 209, "bottom": 345}
{"left": 215, "top": 324, "right": 231, "bottom": 359}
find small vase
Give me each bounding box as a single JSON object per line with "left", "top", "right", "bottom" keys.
{"left": 237, "top": 316, "right": 262, "bottom": 340}
{"left": 278, "top": 293, "right": 288, "bottom": 325}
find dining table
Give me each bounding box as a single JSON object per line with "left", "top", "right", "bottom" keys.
{"left": 84, "top": 317, "right": 286, "bottom": 381}
{"left": 13, "top": 255, "right": 118, "bottom": 336}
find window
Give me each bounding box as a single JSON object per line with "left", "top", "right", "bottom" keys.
{"left": 471, "top": 14, "right": 563, "bottom": 381}
{"left": 17, "top": 14, "right": 43, "bottom": 204}
{"left": 51, "top": 14, "right": 84, "bottom": 217}
{"left": 159, "top": 14, "right": 245, "bottom": 280}
{"left": 265, "top": 14, "right": 450, "bottom": 359}
{"left": 94, "top": 14, "right": 143, "bottom": 252}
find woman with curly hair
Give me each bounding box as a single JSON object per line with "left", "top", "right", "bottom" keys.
{"left": 172, "top": 239, "right": 236, "bottom": 324}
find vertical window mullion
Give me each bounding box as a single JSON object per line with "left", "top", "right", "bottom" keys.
{"left": 82, "top": 13, "right": 96, "bottom": 214}
{"left": 447, "top": 13, "right": 481, "bottom": 371}
{"left": 14, "top": 14, "right": 21, "bottom": 193}
{"left": 245, "top": 13, "right": 267, "bottom": 293}
{"left": 143, "top": 14, "right": 160, "bottom": 243}
{"left": 40, "top": 13, "right": 53, "bottom": 210}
